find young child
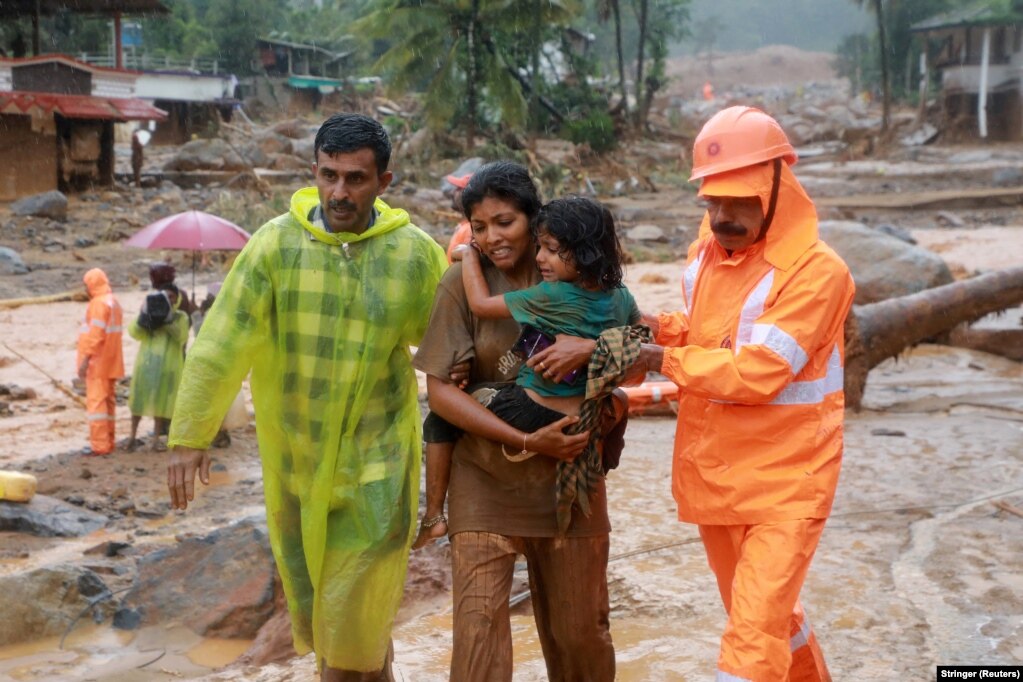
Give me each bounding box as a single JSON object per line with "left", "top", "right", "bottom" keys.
{"left": 413, "top": 196, "right": 639, "bottom": 549}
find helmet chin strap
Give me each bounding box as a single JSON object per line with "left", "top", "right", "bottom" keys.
{"left": 757, "top": 157, "right": 783, "bottom": 242}
{"left": 765, "top": 160, "right": 777, "bottom": 232}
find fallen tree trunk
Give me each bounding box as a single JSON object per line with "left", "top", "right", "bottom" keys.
{"left": 845, "top": 266, "right": 1023, "bottom": 409}
{"left": 0, "top": 289, "right": 88, "bottom": 310}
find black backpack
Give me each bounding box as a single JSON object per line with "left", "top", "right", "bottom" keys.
{"left": 137, "top": 291, "right": 173, "bottom": 331}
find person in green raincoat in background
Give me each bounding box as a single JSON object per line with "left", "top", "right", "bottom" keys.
{"left": 125, "top": 282, "right": 190, "bottom": 452}
{"left": 165, "top": 113, "right": 447, "bottom": 681}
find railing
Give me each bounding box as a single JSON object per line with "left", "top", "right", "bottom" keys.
{"left": 77, "top": 52, "right": 221, "bottom": 74}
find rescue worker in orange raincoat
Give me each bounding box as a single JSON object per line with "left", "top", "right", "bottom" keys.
{"left": 631, "top": 106, "right": 855, "bottom": 681}
{"left": 77, "top": 268, "right": 125, "bottom": 455}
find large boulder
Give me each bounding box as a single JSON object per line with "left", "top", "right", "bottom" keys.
{"left": 0, "top": 565, "right": 111, "bottom": 646}
{"left": 163, "top": 139, "right": 247, "bottom": 172}
{"left": 291, "top": 135, "right": 316, "bottom": 163}
{"left": 0, "top": 494, "right": 108, "bottom": 537}
{"left": 819, "top": 220, "right": 954, "bottom": 304}
{"left": 121, "top": 516, "right": 276, "bottom": 638}
{"left": 0, "top": 246, "right": 28, "bottom": 275}
{"left": 10, "top": 191, "right": 68, "bottom": 222}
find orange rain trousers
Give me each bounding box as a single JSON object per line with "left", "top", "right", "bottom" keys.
{"left": 700, "top": 519, "right": 831, "bottom": 682}
{"left": 86, "top": 377, "right": 117, "bottom": 454}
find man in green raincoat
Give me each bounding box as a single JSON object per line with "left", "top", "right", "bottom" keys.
{"left": 166, "top": 113, "right": 447, "bottom": 680}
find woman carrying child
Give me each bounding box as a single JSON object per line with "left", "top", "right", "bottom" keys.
{"left": 413, "top": 161, "right": 636, "bottom": 681}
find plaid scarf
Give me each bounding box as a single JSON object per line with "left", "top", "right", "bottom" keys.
{"left": 557, "top": 324, "right": 652, "bottom": 533}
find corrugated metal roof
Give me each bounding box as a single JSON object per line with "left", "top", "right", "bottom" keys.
{"left": 911, "top": 0, "right": 1023, "bottom": 32}
{"left": 0, "top": 90, "right": 167, "bottom": 121}
{"left": 0, "top": 54, "right": 139, "bottom": 77}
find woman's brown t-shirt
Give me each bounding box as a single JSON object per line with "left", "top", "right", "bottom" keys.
{"left": 413, "top": 262, "right": 610, "bottom": 537}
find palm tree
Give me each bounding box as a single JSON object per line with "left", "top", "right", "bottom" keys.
{"left": 855, "top": 0, "right": 891, "bottom": 132}
{"left": 357, "top": 0, "right": 577, "bottom": 146}
{"left": 596, "top": 0, "right": 629, "bottom": 116}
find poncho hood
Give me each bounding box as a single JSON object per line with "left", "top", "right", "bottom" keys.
{"left": 290, "top": 187, "right": 410, "bottom": 245}
{"left": 83, "top": 268, "right": 112, "bottom": 298}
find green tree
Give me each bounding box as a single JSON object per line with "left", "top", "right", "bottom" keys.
{"left": 595, "top": 0, "right": 629, "bottom": 116}
{"left": 632, "top": 0, "right": 690, "bottom": 129}
{"left": 357, "top": 0, "right": 578, "bottom": 145}
{"left": 205, "top": 0, "right": 285, "bottom": 74}
{"left": 852, "top": 0, "right": 890, "bottom": 131}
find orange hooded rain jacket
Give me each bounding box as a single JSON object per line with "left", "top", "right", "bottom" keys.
{"left": 77, "top": 268, "right": 125, "bottom": 380}
{"left": 656, "top": 162, "right": 855, "bottom": 525}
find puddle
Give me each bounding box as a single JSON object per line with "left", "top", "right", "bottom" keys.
{"left": 0, "top": 624, "right": 252, "bottom": 681}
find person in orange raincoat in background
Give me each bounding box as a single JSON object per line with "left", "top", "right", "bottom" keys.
{"left": 444, "top": 172, "right": 473, "bottom": 263}
{"left": 630, "top": 106, "right": 855, "bottom": 681}
{"left": 77, "top": 268, "right": 125, "bottom": 456}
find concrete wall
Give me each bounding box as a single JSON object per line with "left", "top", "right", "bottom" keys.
{"left": 135, "top": 72, "right": 234, "bottom": 102}
{"left": 0, "top": 114, "right": 57, "bottom": 201}
{"left": 92, "top": 73, "right": 136, "bottom": 98}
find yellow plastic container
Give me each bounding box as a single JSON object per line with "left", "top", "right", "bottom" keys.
{"left": 0, "top": 470, "right": 37, "bottom": 503}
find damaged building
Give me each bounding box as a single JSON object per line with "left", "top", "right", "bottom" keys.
{"left": 912, "top": 0, "right": 1023, "bottom": 140}
{"left": 0, "top": 54, "right": 166, "bottom": 201}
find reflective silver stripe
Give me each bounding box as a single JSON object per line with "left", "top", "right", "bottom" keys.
{"left": 79, "top": 324, "right": 89, "bottom": 333}
{"left": 716, "top": 670, "right": 752, "bottom": 682}
{"left": 770, "top": 345, "right": 843, "bottom": 406}
{"left": 734, "top": 270, "right": 775, "bottom": 349}
{"left": 683, "top": 253, "right": 702, "bottom": 314}
{"left": 749, "top": 323, "right": 809, "bottom": 375}
{"left": 87, "top": 413, "right": 114, "bottom": 421}
{"left": 107, "top": 325, "right": 123, "bottom": 333}
{"left": 790, "top": 617, "right": 812, "bottom": 652}
{"left": 90, "top": 319, "right": 107, "bottom": 329}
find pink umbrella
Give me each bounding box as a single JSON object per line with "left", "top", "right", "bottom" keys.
{"left": 125, "top": 210, "right": 251, "bottom": 251}
{"left": 125, "top": 210, "right": 251, "bottom": 302}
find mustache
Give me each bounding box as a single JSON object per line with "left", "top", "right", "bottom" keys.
{"left": 327, "top": 199, "right": 357, "bottom": 212}
{"left": 710, "top": 221, "right": 747, "bottom": 237}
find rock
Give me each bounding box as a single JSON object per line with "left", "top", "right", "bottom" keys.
{"left": 626, "top": 224, "right": 668, "bottom": 242}
{"left": 256, "top": 132, "right": 294, "bottom": 156}
{"left": 934, "top": 211, "right": 966, "bottom": 228}
{"left": 875, "top": 223, "right": 917, "bottom": 245}
{"left": 84, "top": 540, "right": 131, "bottom": 557}
{"left": 163, "top": 139, "right": 247, "bottom": 172}
{"left": 402, "top": 127, "right": 431, "bottom": 158}
{"left": 74, "top": 237, "right": 96, "bottom": 248}
{"left": 0, "top": 247, "right": 29, "bottom": 275}
{"left": 0, "top": 494, "right": 108, "bottom": 537}
{"left": 992, "top": 167, "right": 1023, "bottom": 187}
{"left": 899, "top": 124, "right": 938, "bottom": 147}
{"left": 236, "top": 574, "right": 295, "bottom": 666}
{"left": 238, "top": 143, "right": 270, "bottom": 169}
{"left": 113, "top": 607, "right": 143, "bottom": 630}
{"left": 290, "top": 135, "right": 314, "bottom": 162}
{"left": 272, "top": 119, "right": 313, "bottom": 139}
{"left": 819, "top": 221, "right": 954, "bottom": 304}
{"left": 0, "top": 565, "right": 112, "bottom": 646}
{"left": 267, "top": 153, "right": 310, "bottom": 171}
{"left": 10, "top": 190, "right": 68, "bottom": 221}
{"left": 6, "top": 385, "right": 37, "bottom": 400}
{"left": 948, "top": 150, "right": 992, "bottom": 163}
{"left": 122, "top": 516, "right": 276, "bottom": 638}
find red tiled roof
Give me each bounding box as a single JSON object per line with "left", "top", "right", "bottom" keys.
{"left": 0, "top": 90, "right": 167, "bottom": 121}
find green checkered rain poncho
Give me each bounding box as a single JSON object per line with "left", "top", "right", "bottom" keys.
{"left": 127, "top": 309, "right": 189, "bottom": 418}
{"left": 168, "top": 188, "right": 447, "bottom": 671}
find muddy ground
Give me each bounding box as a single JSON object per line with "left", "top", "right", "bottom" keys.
{"left": 1, "top": 48, "right": 1022, "bottom": 681}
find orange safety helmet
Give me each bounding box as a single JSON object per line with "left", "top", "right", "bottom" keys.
{"left": 689, "top": 106, "right": 797, "bottom": 182}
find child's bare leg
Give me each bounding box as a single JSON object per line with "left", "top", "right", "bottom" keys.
{"left": 412, "top": 441, "right": 452, "bottom": 549}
